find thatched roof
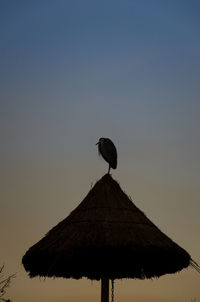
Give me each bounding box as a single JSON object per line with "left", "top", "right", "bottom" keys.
{"left": 22, "top": 174, "right": 191, "bottom": 280}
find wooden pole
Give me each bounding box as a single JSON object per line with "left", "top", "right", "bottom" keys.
{"left": 101, "top": 278, "right": 109, "bottom": 302}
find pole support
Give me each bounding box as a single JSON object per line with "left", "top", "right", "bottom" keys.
{"left": 101, "top": 278, "right": 109, "bottom": 302}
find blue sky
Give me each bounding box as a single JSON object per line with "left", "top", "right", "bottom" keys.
{"left": 1, "top": 1, "right": 200, "bottom": 162}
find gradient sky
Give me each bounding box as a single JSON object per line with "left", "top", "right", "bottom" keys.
{"left": 1, "top": 1, "right": 200, "bottom": 301}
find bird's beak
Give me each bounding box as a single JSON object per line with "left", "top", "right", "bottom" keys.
{"left": 95, "top": 142, "right": 99, "bottom": 145}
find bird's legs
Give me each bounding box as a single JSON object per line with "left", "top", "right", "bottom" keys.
{"left": 108, "top": 165, "right": 111, "bottom": 174}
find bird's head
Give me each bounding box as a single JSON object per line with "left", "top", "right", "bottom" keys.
{"left": 96, "top": 138, "right": 105, "bottom": 145}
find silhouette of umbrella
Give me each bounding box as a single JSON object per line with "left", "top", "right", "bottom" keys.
{"left": 22, "top": 174, "right": 196, "bottom": 301}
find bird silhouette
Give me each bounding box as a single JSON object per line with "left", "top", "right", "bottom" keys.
{"left": 96, "top": 138, "right": 117, "bottom": 173}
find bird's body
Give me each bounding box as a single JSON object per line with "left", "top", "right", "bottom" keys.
{"left": 96, "top": 138, "right": 117, "bottom": 173}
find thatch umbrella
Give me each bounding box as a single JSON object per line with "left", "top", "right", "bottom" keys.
{"left": 22, "top": 174, "right": 196, "bottom": 301}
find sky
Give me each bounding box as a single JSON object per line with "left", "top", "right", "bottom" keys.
{"left": 0, "top": 0, "right": 200, "bottom": 301}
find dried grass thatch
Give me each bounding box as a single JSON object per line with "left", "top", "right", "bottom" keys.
{"left": 22, "top": 174, "right": 191, "bottom": 280}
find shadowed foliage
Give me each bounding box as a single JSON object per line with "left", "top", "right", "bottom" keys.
{"left": 22, "top": 174, "right": 191, "bottom": 280}
{"left": 0, "top": 265, "right": 15, "bottom": 302}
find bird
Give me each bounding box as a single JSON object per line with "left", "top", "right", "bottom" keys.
{"left": 96, "top": 137, "right": 117, "bottom": 174}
